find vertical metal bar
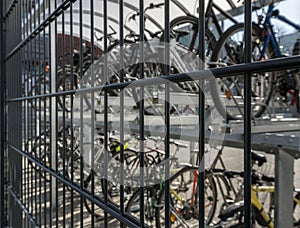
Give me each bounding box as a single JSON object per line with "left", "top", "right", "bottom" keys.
{"left": 26, "top": 45, "right": 30, "bottom": 226}
{"left": 103, "top": 0, "right": 109, "bottom": 226}
{"left": 78, "top": 0, "right": 84, "bottom": 226}
{"left": 164, "top": 0, "right": 170, "bottom": 227}
{"left": 35, "top": 31, "right": 39, "bottom": 226}
{"left": 35, "top": 44, "right": 40, "bottom": 225}
{"left": 29, "top": 36, "right": 34, "bottom": 221}
{"left": 90, "top": 0, "right": 95, "bottom": 225}
{"left": 26, "top": 52, "right": 30, "bottom": 227}
{"left": 0, "top": 0, "right": 6, "bottom": 225}
{"left": 42, "top": 0, "right": 47, "bottom": 225}
{"left": 21, "top": 24, "right": 27, "bottom": 225}
{"left": 139, "top": 0, "right": 145, "bottom": 225}
{"left": 8, "top": 3, "right": 22, "bottom": 225}
{"left": 50, "top": 0, "right": 57, "bottom": 223}
{"left": 198, "top": 0, "right": 205, "bottom": 227}
{"left": 69, "top": 2, "right": 74, "bottom": 227}
{"left": 48, "top": 0, "right": 53, "bottom": 226}
{"left": 61, "top": 7, "right": 66, "bottom": 228}
{"left": 275, "top": 148, "right": 294, "bottom": 228}
{"left": 119, "top": 0, "right": 125, "bottom": 225}
{"left": 244, "top": 0, "right": 252, "bottom": 226}
{"left": 36, "top": 1, "right": 43, "bottom": 223}
{"left": 21, "top": 18, "right": 26, "bottom": 223}
{"left": 30, "top": 40, "right": 38, "bottom": 222}
{"left": 38, "top": 10, "right": 42, "bottom": 224}
{"left": 16, "top": 3, "right": 22, "bottom": 224}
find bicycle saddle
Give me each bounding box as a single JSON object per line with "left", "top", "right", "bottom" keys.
{"left": 219, "top": 201, "right": 244, "bottom": 221}
{"left": 251, "top": 151, "right": 267, "bottom": 166}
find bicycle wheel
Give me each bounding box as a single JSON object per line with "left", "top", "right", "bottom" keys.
{"left": 155, "top": 166, "right": 218, "bottom": 227}
{"left": 75, "top": 57, "right": 92, "bottom": 78}
{"left": 101, "top": 148, "right": 158, "bottom": 206}
{"left": 125, "top": 185, "right": 161, "bottom": 227}
{"left": 210, "top": 23, "right": 275, "bottom": 120}
{"left": 106, "top": 40, "right": 137, "bottom": 97}
{"left": 28, "top": 75, "right": 50, "bottom": 111}
{"left": 65, "top": 148, "right": 82, "bottom": 186}
{"left": 57, "top": 67, "right": 80, "bottom": 112}
{"left": 30, "top": 133, "right": 51, "bottom": 181}
{"left": 160, "top": 15, "right": 216, "bottom": 58}
{"left": 81, "top": 140, "right": 108, "bottom": 219}
{"left": 159, "top": 16, "right": 216, "bottom": 93}
{"left": 83, "top": 171, "right": 105, "bottom": 220}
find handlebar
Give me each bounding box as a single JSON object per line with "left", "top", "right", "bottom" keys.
{"left": 147, "top": 3, "right": 164, "bottom": 9}
{"left": 128, "top": 2, "right": 164, "bottom": 22}
{"left": 95, "top": 25, "right": 116, "bottom": 43}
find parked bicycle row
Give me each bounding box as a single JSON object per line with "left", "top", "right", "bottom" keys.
{"left": 23, "top": 122, "right": 300, "bottom": 227}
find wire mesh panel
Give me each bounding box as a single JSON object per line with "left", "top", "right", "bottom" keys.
{"left": 1, "top": 0, "right": 300, "bottom": 227}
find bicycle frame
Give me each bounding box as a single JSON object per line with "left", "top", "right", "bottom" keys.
{"left": 251, "top": 185, "right": 300, "bottom": 227}
{"left": 251, "top": 187, "right": 275, "bottom": 228}
{"left": 253, "top": 185, "right": 300, "bottom": 206}
{"left": 259, "top": 3, "right": 300, "bottom": 60}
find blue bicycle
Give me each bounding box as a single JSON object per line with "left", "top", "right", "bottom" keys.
{"left": 209, "top": 0, "right": 300, "bottom": 120}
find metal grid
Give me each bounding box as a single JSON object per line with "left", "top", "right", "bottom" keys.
{"left": 0, "top": 0, "right": 300, "bottom": 227}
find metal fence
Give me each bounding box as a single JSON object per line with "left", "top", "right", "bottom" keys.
{"left": 1, "top": 0, "right": 300, "bottom": 227}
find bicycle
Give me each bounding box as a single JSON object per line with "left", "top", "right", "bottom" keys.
{"left": 125, "top": 164, "right": 218, "bottom": 227}
{"left": 209, "top": 0, "right": 300, "bottom": 120}
{"left": 25, "top": 124, "right": 78, "bottom": 182}
{"left": 123, "top": 138, "right": 243, "bottom": 227}
{"left": 216, "top": 170, "right": 300, "bottom": 227}
{"left": 83, "top": 134, "right": 194, "bottom": 220}
{"left": 158, "top": 0, "right": 238, "bottom": 66}
{"left": 82, "top": 133, "right": 172, "bottom": 219}
{"left": 80, "top": 3, "right": 190, "bottom": 115}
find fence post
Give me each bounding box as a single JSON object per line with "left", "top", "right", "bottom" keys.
{"left": 275, "top": 148, "right": 294, "bottom": 228}
{"left": 50, "top": 0, "right": 57, "bottom": 214}
{"left": 244, "top": 0, "right": 252, "bottom": 226}
{"left": 0, "top": 0, "right": 6, "bottom": 226}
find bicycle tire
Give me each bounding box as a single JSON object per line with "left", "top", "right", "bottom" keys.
{"left": 125, "top": 185, "right": 159, "bottom": 227}
{"left": 159, "top": 16, "right": 216, "bottom": 93}
{"left": 160, "top": 15, "right": 216, "bottom": 57}
{"left": 57, "top": 67, "right": 80, "bottom": 112}
{"left": 155, "top": 165, "right": 218, "bottom": 227}
{"left": 29, "top": 133, "right": 51, "bottom": 181}
{"left": 101, "top": 148, "right": 158, "bottom": 204}
{"left": 84, "top": 147, "right": 157, "bottom": 218}
{"left": 83, "top": 171, "right": 105, "bottom": 220}
{"left": 103, "top": 39, "right": 136, "bottom": 97}
{"left": 209, "top": 23, "right": 275, "bottom": 120}
{"left": 28, "top": 75, "right": 50, "bottom": 111}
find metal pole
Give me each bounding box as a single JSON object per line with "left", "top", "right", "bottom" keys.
{"left": 50, "top": 0, "right": 57, "bottom": 213}
{"left": 244, "top": 0, "right": 252, "bottom": 226}
{"left": 139, "top": 0, "right": 145, "bottom": 225}
{"left": 275, "top": 148, "right": 294, "bottom": 228}
{"left": 198, "top": 0, "right": 205, "bottom": 227}
{"left": 164, "top": 0, "right": 170, "bottom": 227}
{"left": 0, "top": 0, "right": 6, "bottom": 226}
